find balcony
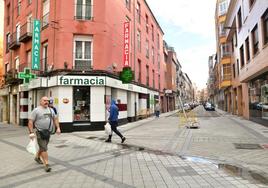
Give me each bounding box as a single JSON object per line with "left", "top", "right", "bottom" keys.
{"left": 9, "top": 32, "right": 20, "bottom": 50}
{"left": 74, "top": 60, "right": 92, "bottom": 71}
{"left": 4, "top": 69, "right": 20, "bottom": 84}
{"left": 19, "top": 21, "right": 32, "bottom": 42}
{"left": 220, "top": 75, "right": 232, "bottom": 89}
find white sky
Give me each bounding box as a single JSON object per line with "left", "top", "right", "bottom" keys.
{"left": 146, "top": 0, "right": 217, "bottom": 89}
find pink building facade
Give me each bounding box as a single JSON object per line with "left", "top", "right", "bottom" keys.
{"left": 1, "top": 0, "right": 165, "bottom": 131}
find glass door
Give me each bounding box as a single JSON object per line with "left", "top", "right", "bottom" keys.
{"left": 73, "top": 86, "right": 90, "bottom": 121}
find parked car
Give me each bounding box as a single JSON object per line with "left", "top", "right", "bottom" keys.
{"left": 183, "top": 103, "right": 191, "bottom": 111}
{"left": 204, "top": 102, "right": 215, "bottom": 111}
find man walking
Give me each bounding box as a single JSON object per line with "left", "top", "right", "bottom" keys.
{"left": 28, "top": 96, "right": 61, "bottom": 172}
{"left": 105, "top": 99, "right": 126, "bottom": 143}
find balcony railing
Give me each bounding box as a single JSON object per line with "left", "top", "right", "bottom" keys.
{"left": 42, "top": 13, "right": 49, "bottom": 28}
{"left": 222, "top": 74, "right": 232, "bottom": 81}
{"left": 19, "top": 21, "right": 32, "bottom": 42}
{"left": 9, "top": 32, "right": 20, "bottom": 50}
{"left": 74, "top": 59, "right": 92, "bottom": 71}
{"left": 74, "top": 4, "right": 93, "bottom": 20}
{"left": 4, "top": 68, "right": 20, "bottom": 84}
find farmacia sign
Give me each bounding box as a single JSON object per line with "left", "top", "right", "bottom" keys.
{"left": 58, "top": 76, "right": 105, "bottom": 86}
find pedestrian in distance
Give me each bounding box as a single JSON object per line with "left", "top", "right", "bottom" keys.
{"left": 28, "top": 96, "right": 61, "bottom": 172}
{"left": 48, "top": 99, "right": 58, "bottom": 115}
{"left": 105, "top": 99, "right": 126, "bottom": 143}
{"left": 155, "top": 102, "right": 160, "bottom": 118}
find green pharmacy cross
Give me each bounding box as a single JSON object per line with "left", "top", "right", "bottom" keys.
{"left": 18, "top": 68, "right": 36, "bottom": 84}
{"left": 119, "top": 67, "right": 134, "bottom": 84}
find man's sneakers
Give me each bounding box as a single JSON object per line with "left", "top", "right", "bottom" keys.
{"left": 121, "top": 137, "right": 126, "bottom": 143}
{"left": 44, "top": 164, "right": 51, "bottom": 172}
{"left": 34, "top": 157, "right": 43, "bottom": 164}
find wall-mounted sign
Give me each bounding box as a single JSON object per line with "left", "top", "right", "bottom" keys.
{"left": 58, "top": 76, "right": 105, "bottom": 86}
{"left": 123, "top": 22, "right": 130, "bottom": 67}
{"left": 18, "top": 68, "right": 36, "bottom": 84}
{"left": 119, "top": 67, "right": 134, "bottom": 84}
{"left": 63, "top": 98, "right": 69, "bottom": 104}
{"left": 32, "top": 20, "right": 41, "bottom": 70}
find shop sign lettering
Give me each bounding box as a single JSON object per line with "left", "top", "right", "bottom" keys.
{"left": 58, "top": 76, "right": 105, "bottom": 86}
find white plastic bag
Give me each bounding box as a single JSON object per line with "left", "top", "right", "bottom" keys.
{"left": 104, "top": 122, "right": 112, "bottom": 135}
{"left": 26, "top": 139, "right": 38, "bottom": 155}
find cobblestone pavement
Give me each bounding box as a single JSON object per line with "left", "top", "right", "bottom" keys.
{"left": 0, "top": 106, "right": 268, "bottom": 188}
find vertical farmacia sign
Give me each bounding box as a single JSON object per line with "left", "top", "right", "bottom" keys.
{"left": 32, "top": 19, "right": 41, "bottom": 70}
{"left": 123, "top": 22, "right": 130, "bottom": 67}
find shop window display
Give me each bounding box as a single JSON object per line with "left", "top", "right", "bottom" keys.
{"left": 73, "top": 87, "right": 90, "bottom": 121}
{"left": 249, "top": 74, "right": 268, "bottom": 123}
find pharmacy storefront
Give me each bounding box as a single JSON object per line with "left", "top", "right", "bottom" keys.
{"left": 26, "top": 75, "right": 159, "bottom": 132}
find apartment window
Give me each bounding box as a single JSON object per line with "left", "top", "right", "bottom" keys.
{"left": 17, "top": 0, "right": 21, "bottom": 17}
{"left": 158, "top": 74, "right": 160, "bottom": 90}
{"left": 221, "top": 43, "right": 231, "bottom": 57}
{"left": 16, "top": 24, "right": 20, "bottom": 42}
{"left": 222, "top": 64, "right": 231, "bottom": 81}
{"left": 5, "top": 63, "right": 10, "bottom": 73}
{"left": 125, "top": 0, "right": 131, "bottom": 10}
{"left": 73, "top": 36, "right": 92, "bottom": 70}
{"left": 151, "top": 25, "right": 154, "bottom": 41}
{"left": 249, "top": 0, "right": 256, "bottom": 8}
{"left": 232, "top": 64, "right": 236, "bottom": 78}
{"left": 152, "top": 46, "right": 154, "bottom": 64}
{"left": 15, "top": 57, "right": 20, "bottom": 71}
{"left": 219, "top": 23, "right": 226, "bottom": 36}
{"left": 239, "top": 45, "right": 245, "bottom": 68}
{"left": 136, "top": 2, "right": 141, "bottom": 23}
{"left": 6, "top": 4, "right": 10, "bottom": 25}
{"left": 27, "top": 50, "right": 31, "bottom": 67}
{"left": 138, "top": 59, "right": 141, "bottom": 83}
{"left": 75, "top": 0, "right": 92, "bottom": 20}
{"left": 237, "top": 8, "right": 242, "bottom": 30}
{"left": 245, "top": 37, "right": 250, "bottom": 62}
{"left": 145, "top": 39, "right": 149, "bottom": 58}
{"left": 146, "top": 14, "right": 149, "bottom": 33}
{"left": 157, "top": 34, "right": 160, "bottom": 49}
{"left": 6, "top": 33, "right": 10, "bottom": 53}
{"left": 42, "top": 43, "right": 48, "bottom": 71}
{"left": 157, "top": 53, "right": 160, "bottom": 70}
{"left": 251, "top": 24, "right": 259, "bottom": 55}
{"left": 262, "top": 9, "right": 268, "bottom": 45}
{"left": 152, "top": 69, "right": 155, "bottom": 88}
{"left": 219, "top": 0, "right": 228, "bottom": 16}
{"left": 42, "top": 0, "right": 50, "bottom": 28}
{"left": 146, "top": 65, "right": 149, "bottom": 86}
{"left": 137, "top": 30, "right": 141, "bottom": 52}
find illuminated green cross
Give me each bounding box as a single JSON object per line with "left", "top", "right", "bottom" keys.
{"left": 120, "top": 67, "right": 134, "bottom": 84}
{"left": 18, "top": 68, "right": 36, "bottom": 84}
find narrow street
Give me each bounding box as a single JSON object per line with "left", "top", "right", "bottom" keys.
{"left": 0, "top": 107, "right": 268, "bottom": 188}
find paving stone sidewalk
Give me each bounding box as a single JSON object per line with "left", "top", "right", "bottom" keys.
{"left": 0, "top": 109, "right": 268, "bottom": 188}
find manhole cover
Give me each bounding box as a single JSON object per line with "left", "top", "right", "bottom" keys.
{"left": 234, "top": 143, "right": 263, "bottom": 149}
